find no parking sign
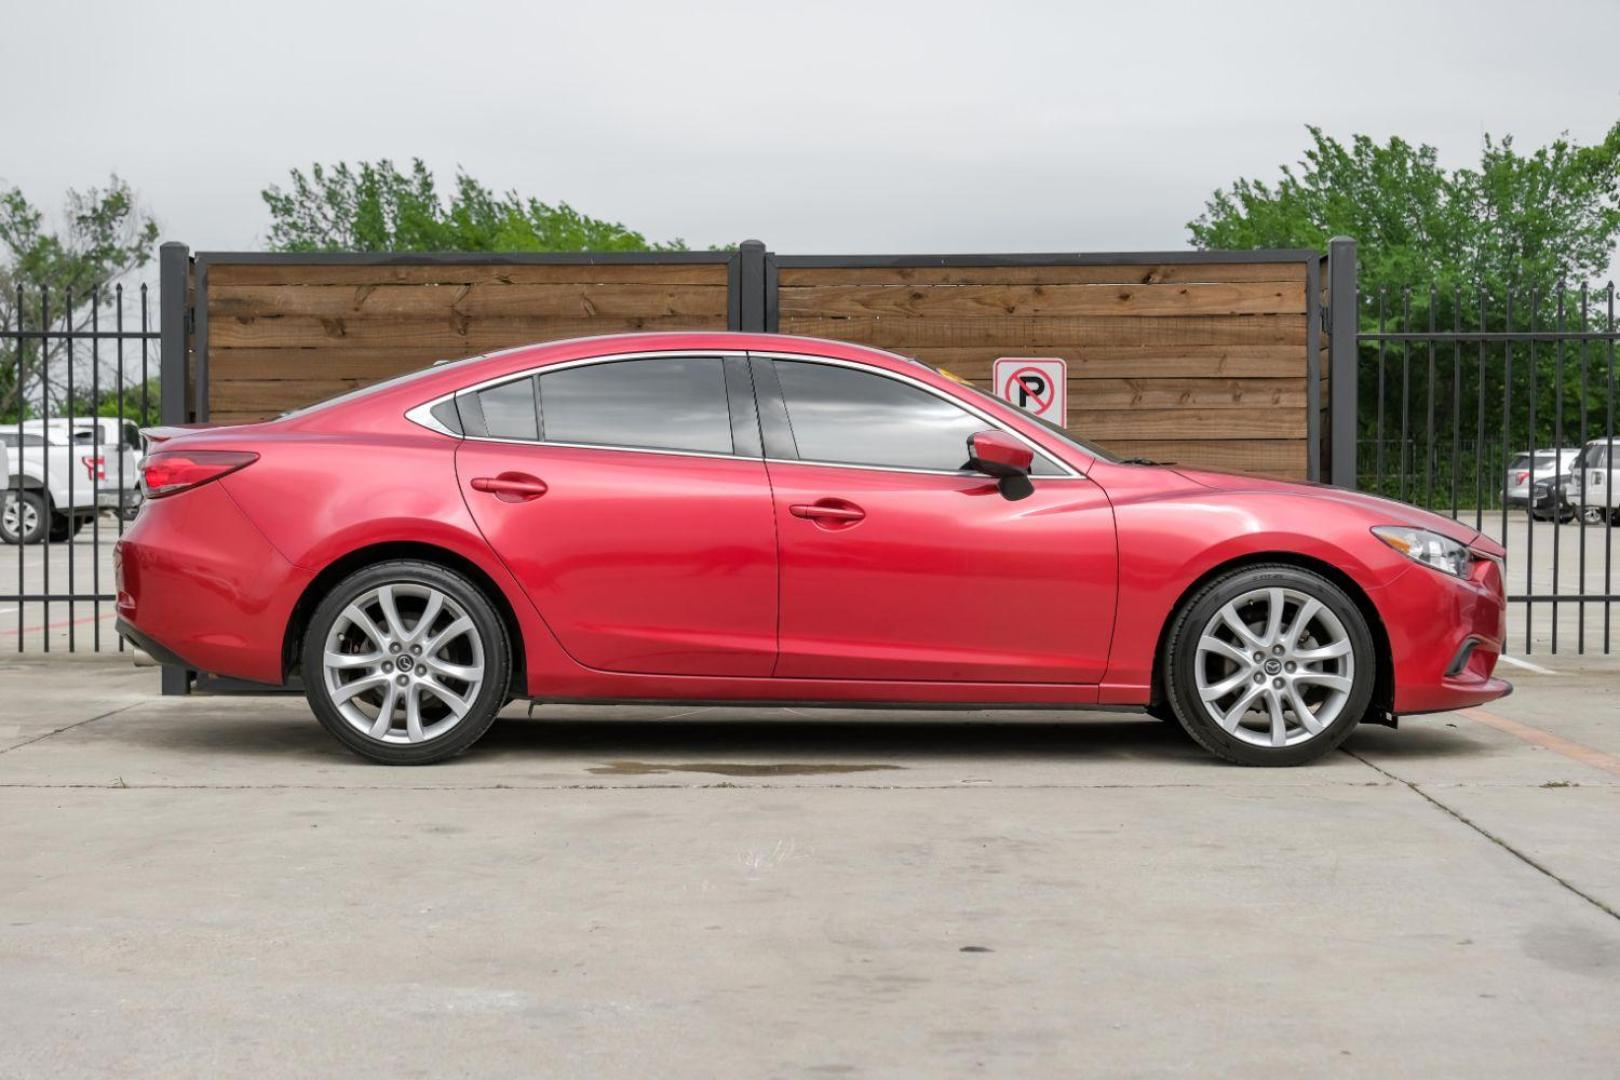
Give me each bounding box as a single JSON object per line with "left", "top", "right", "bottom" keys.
{"left": 993, "top": 357, "right": 1067, "bottom": 425}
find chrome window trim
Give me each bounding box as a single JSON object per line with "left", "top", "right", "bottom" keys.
{"left": 405, "top": 401, "right": 457, "bottom": 437}
{"left": 749, "top": 350, "right": 1082, "bottom": 479}
{"left": 404, "top": 345, "right": 1089, "bottom": 481}
{"left": 407, "top": 349, "right": 751, "bottom": 456}
{"left": 451, "top": 434, "right": 750, "bottom": 464}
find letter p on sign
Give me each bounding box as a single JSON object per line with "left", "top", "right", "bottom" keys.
{"left": 993, "top": 357, "right": 1068, "bottom": 425}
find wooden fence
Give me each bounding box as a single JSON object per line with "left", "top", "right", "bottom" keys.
{"left": 773, "top": 257, "right": 1316, "bottom": 478}
{"left": 173, "top": 245, "right": 1326, "bottom": 480}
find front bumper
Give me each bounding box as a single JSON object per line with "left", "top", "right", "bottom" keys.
{"left": 1379, "top": 555, "right": 1512, "bottom": 715}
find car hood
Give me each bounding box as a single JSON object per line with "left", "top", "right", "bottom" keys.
{"left": 1169, "top": 467, "right": 1496, "bottom": 551}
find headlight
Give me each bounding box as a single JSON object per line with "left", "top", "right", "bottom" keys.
{"left": 1371, "top": 526, "right": 1475, "bottom": 578}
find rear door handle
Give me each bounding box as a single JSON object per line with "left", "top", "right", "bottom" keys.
{"left": 789, "top": 499, "right": 865, "bottom": 525}
{"left": 471, "top": 473, "right": 548, "bottom": 502}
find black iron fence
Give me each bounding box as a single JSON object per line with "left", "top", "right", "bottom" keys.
{"left": 8, "top": 237, "right": 1619, "bottom": 661}
{"left": 2, "top": 280, "right": 161, "bottom": 653}
{"left": 1343, "top": 242, "right": 1619, "bottom": 655}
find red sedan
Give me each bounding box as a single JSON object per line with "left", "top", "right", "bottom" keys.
{"left": 114, "top": 333, "right": 1510, "bottom": 766}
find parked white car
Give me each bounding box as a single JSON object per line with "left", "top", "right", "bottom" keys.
{"left": 1, "top": 417, "right": 144, "bottom": 544}
{"left": 1505, "top": 447, "right": 1582, "bottom": 520}
{"left": 1558, "top": 437, "right": 1619, "bottom": 525}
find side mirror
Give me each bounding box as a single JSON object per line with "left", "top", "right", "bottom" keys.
{"left": 967, "top": 430, "right": 1033, "bottom": 478}
{"left": 966, "top": 430, "right": 1035, "bottom": 501}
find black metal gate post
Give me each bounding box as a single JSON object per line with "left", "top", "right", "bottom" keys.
{"left": 1327, "top": 236, "right": 1358, "bottom": 488}
{"left": 158, "top": 241, "right": 192, "bottom": 696}
{"left": 737, "top": 240, "right": 768, "bottom": 332}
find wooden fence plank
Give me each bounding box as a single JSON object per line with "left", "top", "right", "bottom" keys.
{"left": 903, "top": 345, "right": 1306, "bottom": 380}
{"left": 1061, "top": 378, "right": 1306, "bottom": 409}
{"left": 209, "top": 347, "right": 479, "bottom": 381}
{"left": 778, "top": 281, "right": 1305, "bottom": 318}
{"left": 208, "top": 313, "right": 724, "bottom": 351}
{"left": 210, "top": 282, "right": 727, "bottom": 320}
{"left": 777, "top": 262, "right": 1307, "bottom": 287}
{"left": 208, "top": 263, "right": 729, "bottom": 287}
{"left": 1096, "top": 439, "right": 1306, "bottom": 478}
{"left": 1071, "top": 407, "right": 1305, "bottom": 440}
{"left": 211, "top": 379, "right": 364, "bottom": 413}
{"left": 778, "top": 314, "right": 1307, "bottom": 348}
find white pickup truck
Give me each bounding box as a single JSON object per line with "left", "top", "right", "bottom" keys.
{"left": 2, "top": 417, "right": 144, "bottom": 544}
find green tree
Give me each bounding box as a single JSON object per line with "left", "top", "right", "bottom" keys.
{"left": 0, "top": 176, "right": 159, "bottom": 422}
{"left": 1190, "top": 125, "right": 1620, "bottom": 506}
{"left": 1189, "top": 123, "right": 1620, "bottom": 296}
{"left": 262, "top": 159, "right": 688, "bottom": 253}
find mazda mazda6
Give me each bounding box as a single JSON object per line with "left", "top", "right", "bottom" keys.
{"left": 114, "top": 333, "right": 1510, "bottom": 766}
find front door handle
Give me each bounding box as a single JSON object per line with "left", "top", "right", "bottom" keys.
{"left": 789, "top": 499, "right": 865, "bottom": 526}
{"left": 471, "top": 472, "right": 548, "bottom": 503}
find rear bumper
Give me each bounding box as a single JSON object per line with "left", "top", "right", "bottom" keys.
{"left": 114, "top": 617, "right": 191, "bottom": 669}
{"left": 114, "top": 482, "right": 308, "bottom": 685}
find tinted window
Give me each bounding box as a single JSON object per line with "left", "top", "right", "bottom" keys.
{"left": 776, "top": 360, "right": 1050, "bottom": 473}
{"left": 473, "top": 376, "right": 539, "bottom": 440}
{"left": 539, "top": 357, "right": 732, "bottom": 455}
{"left": 0, "top": 433, "right": 46, "bottom": 447}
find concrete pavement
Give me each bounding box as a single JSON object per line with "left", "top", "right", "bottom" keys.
{"left": 0, "top": 657, "right": 1617, "bottom": 1077}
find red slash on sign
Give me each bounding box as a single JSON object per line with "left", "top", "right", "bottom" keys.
{"left": 992, "top": 357, "right": 1067, "bottom": 423}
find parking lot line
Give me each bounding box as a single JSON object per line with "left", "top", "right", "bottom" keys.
{"left": 1497, "top": 654, "right": 1560, "bottom": 675}
{"left": 1460, "top": 706, "right": 1620, "bottom": 777}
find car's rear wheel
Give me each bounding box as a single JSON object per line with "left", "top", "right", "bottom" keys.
{"left": 302, "top": 560, "right": 511, "bottom": 765}
{"left": 1164, "top": 564, "right": 1376, "bottom": 767}
{"left": 1, "top": 489, "right": 48, "bottom": 545}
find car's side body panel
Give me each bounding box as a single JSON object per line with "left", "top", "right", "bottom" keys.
{"left": 455, "top": 439, "right": 779, "bottom": 677}
{"left": 765, "top": 461, "right": 1117, "bottom": 682}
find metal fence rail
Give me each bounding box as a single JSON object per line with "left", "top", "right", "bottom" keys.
{"left": 1354, "top": 274, "right": 1619, "bottom": 654}
{"left": 2, "top": 281, "right": 159, "bottom": 653}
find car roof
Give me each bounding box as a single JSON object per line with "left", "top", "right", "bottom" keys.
{"left": 277, "top": 331, "right": 937, "bottom": 428}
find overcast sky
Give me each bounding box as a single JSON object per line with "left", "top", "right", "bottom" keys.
{"left": 4, "top": 0, "right": 1618, "bottom": 266}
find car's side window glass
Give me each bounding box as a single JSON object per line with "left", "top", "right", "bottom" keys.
{"left": 471, "top": 375, "right": 540, "bottom": 441}
{"left": 773, "top": 360, "right": 1059, "bottom": 475}
{"left": 538, "top": 356, "right": 733, "bottom": 455}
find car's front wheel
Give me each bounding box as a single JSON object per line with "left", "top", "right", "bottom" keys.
{"left": 1164, "top": 564, "right": 1376, "bottom": 767}
{"left": 302, "top": 561, "right": 512, "bottom": 765}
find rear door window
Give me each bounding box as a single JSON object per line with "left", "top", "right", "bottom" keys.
{"left": 458, "top": 356, "right": 736, "bottom": 456}
{"left": 538, "top": 356, "right": 733, "bottom": 455}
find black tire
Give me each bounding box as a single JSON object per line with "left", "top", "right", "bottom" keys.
{"left": 1, "top": 489, "right": 49, "bottom": 545}
{"left": 1163, "top": 564, "right": 1376, "bottom": 767}
{"left": 301, "top": 560, "right": 512, "bottom": 765}
{"left": 49, "top": 513, "right": 88, "bottom": 541}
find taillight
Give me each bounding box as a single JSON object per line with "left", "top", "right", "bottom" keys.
{"left": 138, "top": 450, "right": 258, "bottom": 499}
{"left": 1514, "top": 470, "right": 1529, "bottom": 485}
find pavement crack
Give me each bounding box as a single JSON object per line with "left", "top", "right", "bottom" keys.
{"left": 1343, "top": 747, "right": 1620, "bottom": 924}
{"left": 0, "top": 701, "right": 142, "bottom": 756}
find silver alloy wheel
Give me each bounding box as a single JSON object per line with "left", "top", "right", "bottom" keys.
{"left": 2, "top": 492, "right": 39, "bottom": 540}
{"left": 322, "top": 583, "right": 486, "bottom": 745}
{"left": 1193, "top": 586, "right": 1355, "bottom": 748}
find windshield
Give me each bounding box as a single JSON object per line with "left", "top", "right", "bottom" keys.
{"left": 1578, "top": 442, "right": 1614, "bottom": 469}
{"left": 911, "top": 361, "right": 1119, "bottom": 464}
